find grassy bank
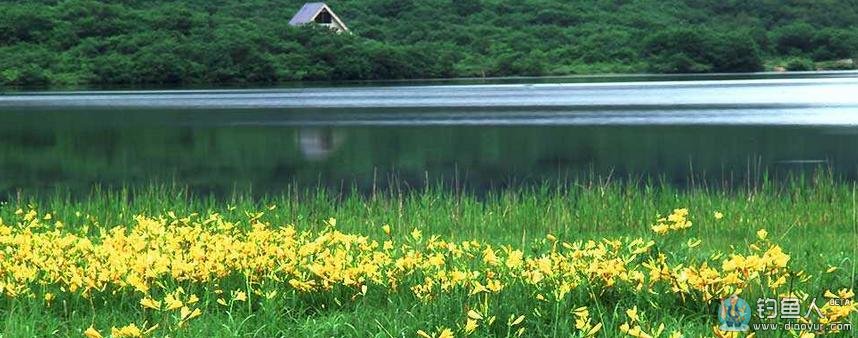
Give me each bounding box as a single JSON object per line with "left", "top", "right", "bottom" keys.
{"left": 0, "top": 176, "right": 855, "bottom": 337}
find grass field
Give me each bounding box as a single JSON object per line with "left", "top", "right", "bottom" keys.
{"left": 0, "top": 174, "right": 855, "bottom": 337}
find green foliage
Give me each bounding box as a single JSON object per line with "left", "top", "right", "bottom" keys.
{"left": 770, "top": 22, "right": 816, "bottom": 56}
{"left": 811, "top": 28, "right": 858, "bottom": 61}
{"left": 643, "top": 28, "right": 763, "bottom": 73}
{"left": 785, "top": 57, "right": 816, "bottom": 71}
{"left": 769, "top": 22, "right": 857, "bottom": 61}
{"left": 708, "top": 31, "right": 764, "bottom": 72}
{"left": 643, "top": 28, "right": 715, "bottom": 73}
{"left": 0, "top": 0, "right": 856, "bottom": 87}
{"left": 0, "top": 44, "right": 55, "bottom": 86}
{"left": 815, "top": 58, "right": 856, "bottom": 71}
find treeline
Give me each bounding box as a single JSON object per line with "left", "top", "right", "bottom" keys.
{"left": 1, "top": 0, "right": 857, "bottom": 87}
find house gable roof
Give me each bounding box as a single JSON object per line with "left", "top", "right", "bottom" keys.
{"left": 288, "top": 2, "right": 349, "bottom": 31}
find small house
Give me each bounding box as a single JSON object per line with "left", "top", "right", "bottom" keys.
{"left": 288, "top": 2, "right": 350, "bottom": 33}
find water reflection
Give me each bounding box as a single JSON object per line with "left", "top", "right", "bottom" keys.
{"left": 0, "top": 124, "right": 855, "bottom": 195}
{"left": 298, "top": 128, "right": 344, "bottom": 161}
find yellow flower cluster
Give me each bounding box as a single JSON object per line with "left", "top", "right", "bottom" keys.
{"left": 0, "top": 208, "right": 854, "bottom": 337}
{"left": 619, "top": 305, "right": 677, "bottom": 338}
{"left": 651, "top": 208, "right": 693, "bottom": 235}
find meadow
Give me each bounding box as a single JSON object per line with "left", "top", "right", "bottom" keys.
{"left": 0, "top": 174, "right": 855, "bottom": 337}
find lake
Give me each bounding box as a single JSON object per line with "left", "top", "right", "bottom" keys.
{"left": 2, "top": 73, "right": 858, "bottom": 195}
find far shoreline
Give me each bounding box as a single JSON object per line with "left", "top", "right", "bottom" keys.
{"left": 2, "top": 69, "right": 858, "bottom": 94}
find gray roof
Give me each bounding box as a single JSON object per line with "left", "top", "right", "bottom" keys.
{"left": 289, "top": 2, "right": 328, "bottom": 26}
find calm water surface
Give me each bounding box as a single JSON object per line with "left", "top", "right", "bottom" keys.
{"left": 2, "top": 73, "right": 858, "bottom": 194}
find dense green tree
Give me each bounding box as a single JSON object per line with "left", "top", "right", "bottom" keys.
{"left": 643, "top": 28, "right": 714, "bottom": 73}
{"left": 770, "top": 22, "right": 816, "bottom": 56}
{"left": 55, "top": 0, "right": 133, "bottom": 39}
{"left": 643, "top": 28, "right": 763, "bottom": 73}
{"left": 707, "top": 31, "right": 764, "bottom": 72}
{"left": 785, "top": 57, "right": 815, "bottom": 71}
{"left": 0, "top": 4, "right": 56, "bottom": 44}
{"left": 90, "top": 53, "right": 136, "bottom": 84}
{"left": 0, "top": 44, "right": 54, "bottom": 86}
{"left": 811, "top": 28, "right": 858, "bottom": 61}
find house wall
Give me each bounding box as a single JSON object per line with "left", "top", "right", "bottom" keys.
{"left": 320, "top": 22, "right": 346, "bottom": 33}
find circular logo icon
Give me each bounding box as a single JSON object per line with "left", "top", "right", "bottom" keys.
{"left": 718, "top": 294, "right": 751, "bottom": 331}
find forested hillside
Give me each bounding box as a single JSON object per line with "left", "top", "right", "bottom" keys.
{"left": 1, "top": 0, "right": 857, "bottom": 86}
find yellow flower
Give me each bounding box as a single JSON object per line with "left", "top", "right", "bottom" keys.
{"left": 233, "top": 291, "right": 247, "bottom": 302}
{"left": 163, "top": 294, "right": 183, "bottom": 310}
{"left": 44, "top": 293, "right": 55, "bottom": 302}
{"left": 686, "top": 238, "right": 702, "bottom": 248}
{"left": 712, "top": 325, "right": 740, "bottom": 338}
{"left": 382, "top": 224, "right": 391, "bottom": 236}
{"left": 651, "top": 223, "right": 669, "bottom": 235}
{"left": 586, "top": 323, "right": 602, "bottom": 336}
{"left": 509, "top": 314, "right": 525, "bottom": 326}
{"left": 714, "top": 211, "right": 724, "bottom": 220}
{"left": 180, "top": 306, "right": 192, "bottom": 319}
{"left": 24, "top": 209, "right": 37, "bottom": 221}
{"left": 83, "top": 326, "right": 103, "bottom": 338}
{"left": 438, "top": 328, "right": 454, "bottom": 338}
{"left": 626, "top": 306, "right": 639, "bottom": 323}
{"left": 111, "top": 323, "right": 142, "bottom": 338}
{"left": 487, "top": 279, "right": 504, "bottom": 292}
{"left": 768, "top": 275, "right": 787, "bottom": 289}
{"left": 417, "top": 330, "right": 432, "bottom": 338}
{"left": 623, "top": 323, "right": 652, "bottom": 338}
{"left": 140, "top": 297, "right": 161, "bottom": 310}
{"left": 756, "top": 229, "right": 768, "bottom": 240}
{"left": 180, "top": 306, "right": 202, "bottom": 320}
{"left": 467, "top": 310, "right": 483, "bottom": 320}
{"left": 652, "top": 323, "right": 665, "bottom": 337}
{"left": 505, "top": 249, "right": 524, "bottom": 269}
{"left": 464, "top": 319, "right": 478, "bottom": 334}
{"left": 411, "top": 228, "right": 422, "bottom": 241}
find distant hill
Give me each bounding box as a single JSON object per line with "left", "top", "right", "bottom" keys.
{"left": 1, "top": 0, "right": 857, "bottom": 86}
